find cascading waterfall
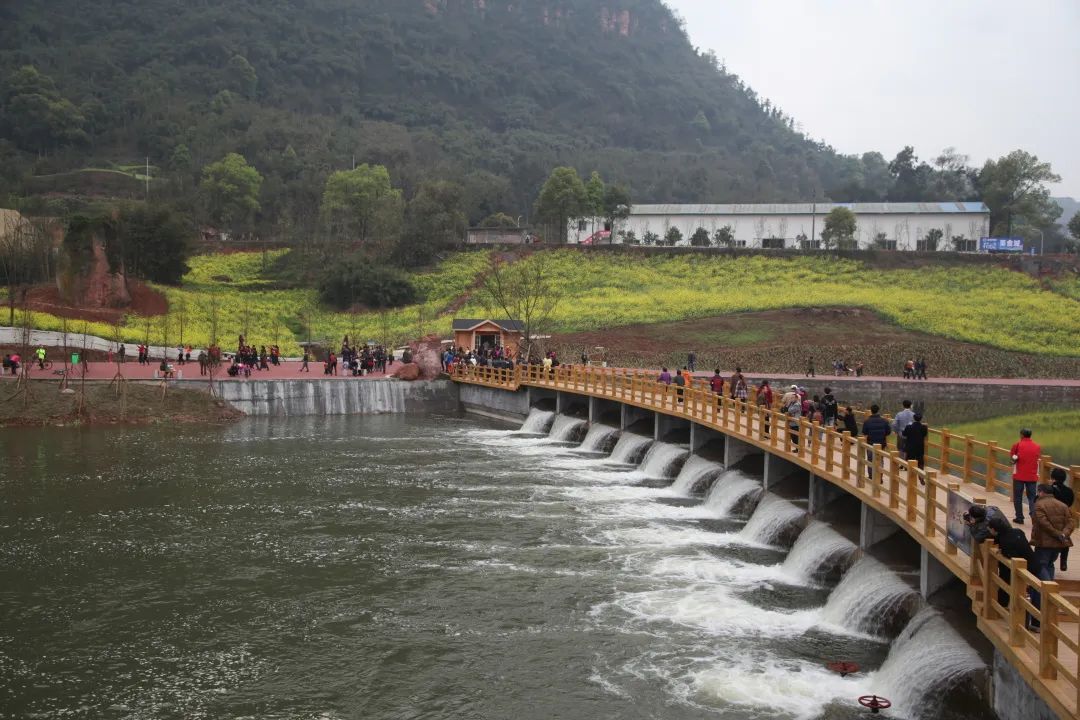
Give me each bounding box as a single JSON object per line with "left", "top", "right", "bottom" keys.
{"left": 519, "top": 408, "right": 555, "bottom": 434}
{"left": 781, "top": 521, "right": 857, "bottom": 582}
{"left": 738, "top": 493, "right": 805, "bottom": 544}
{"left": 702, "top": 470, "right": 762, "bottom": 516}
{"left": 871, "top": 606, "right": 986, "bottom": 719}
{"left": 609, "top": 433, "right": 653, "bottom": 464}
{"left": 549, "top": 415, "right": 588, "bottom": 442}
{"left": 216, "top": 379, "right": 407, "bottom": 416}
{"left": 579, "top": 424, "right": 620, "bottom": 453}
{"left": 670, "top": 456, "right": 725, "bottom": 496}
{"left": 818, "top": 555, "right": 919, "bottom": 635}
{"left": 638, "top": 442, "right": 690, "bottom": 479}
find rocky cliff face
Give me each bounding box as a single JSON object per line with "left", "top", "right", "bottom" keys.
{"left": 56, "top": 229, "right": 131, "bottom": 310}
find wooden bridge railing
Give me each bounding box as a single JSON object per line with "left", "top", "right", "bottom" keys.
{"left": 452, "top": 361, "right": 1080, "bottom": 718}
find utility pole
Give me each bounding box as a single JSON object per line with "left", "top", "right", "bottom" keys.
{"left": 811, "top": 201, "right": 816, "bottom": 246}
{"left": 145, "top": 156, "right": 150, "bottom": 199}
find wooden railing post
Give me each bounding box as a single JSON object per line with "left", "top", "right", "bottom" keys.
{"left": 870, "top": 445, "right": 882, "bottom": 497}
{"left": 945, "top": 483, "right": 961, "bottom": 554}
{"left": 987, "top": 441, "right": 1000, "bottom": 493}
{"left": 940, "top": 429, "right": 952, "bottom": 476}
{"left": 905, "top": 459, "right": 919, "bottom": 522}
{"left": 840, "top": 432, "right": 851, "bottom": 483}
{"left": 1072, "top": 466, "right": 1080, "bottom": 510}
{"left": 1039, "top": 455, "right": 1053, "bottom": 484}
{"left": 888, "top": 450, "right": 901, "bottom": 510}
{"left": 856, "top": 439, "right": 867, "bottom": 490}
{"left": 980, "top": 545, "right": 997, "bottom": 620}
{"left": 825, "top": 430, "right": 836, "bottom": 474}
{"left": 924, "top": 471, "right": 938, "bottom": 538}
{"left": 1039, "top": 585, "right": 1060, "bottom": 680}
{"left": 962, "top": 435, "right": 974, "bottom": 485}
{"left": 1008, "top": 559, "right": 1027, "bottom": 647}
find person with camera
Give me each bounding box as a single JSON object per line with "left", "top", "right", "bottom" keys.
{"left": 964, "top": 504, "right": 1006, "bottom": 545}
{"left": 986, "top": 515, "right": 1035, "bottom": 618}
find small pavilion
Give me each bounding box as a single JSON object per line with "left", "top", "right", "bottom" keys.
{"left": 451, "top": 319, "right": 525, "bottom": 355}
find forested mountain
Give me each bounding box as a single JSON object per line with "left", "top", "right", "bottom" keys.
{"left": 0, "top": 0, "right": 1067, "bottom": 253}
{"left": 0, "top": 0, "right": 871, "bottom": 225}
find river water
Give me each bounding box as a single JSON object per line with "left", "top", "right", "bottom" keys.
{"left": 0, "top": 415, "right": 989, "bottom": 720}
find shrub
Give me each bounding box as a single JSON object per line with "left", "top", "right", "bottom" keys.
{"left": 318, "top": 256, "right": 417, "bottom": 310}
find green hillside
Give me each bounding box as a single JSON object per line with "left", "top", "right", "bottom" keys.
{"left": 15, "top": 249, "right": 1080, "bottom": 375}
{"left": 2, "top": 0, "right": 887, "bottom": 222}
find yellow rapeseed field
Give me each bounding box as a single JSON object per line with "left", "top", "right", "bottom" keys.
{"left": 14, "top": 249, "right": 1080, "bottom": 357}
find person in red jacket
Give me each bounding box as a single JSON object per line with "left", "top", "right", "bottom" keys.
{"left": 1011, "top": 428, "right": 1042, "bottom": 524}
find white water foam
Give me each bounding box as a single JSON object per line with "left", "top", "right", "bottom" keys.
{"left": 818, "top": 555, "right": 919, "bottom": 635}
{"left": 781, "top": 521, "right": 857, "bottom": 583}
{"left": 549, "top": 415, "right": 587, "bottom": 442}
{"left": 519, "top": 408, "right": 555, "bottom": 434}
{"left": 702, "top": 470, "right": 762, "bottom": 516}
{"left": 738, "top": 493, "right": 805, "bottom": 545}
{"left": 638, "top": 442, "right": 689, "bottom": 479}
{"left": 669, "top": 456, "right": 725, "bottom": 496}
{"left": 691, "top": 657, "right": 861, "bottom": 720}
{"left": 872, "top": 606, "right": 985, "bottom": 718}
{"left": 609, "top": 433, "right": 653, "bottom": 465}
{"left": 579, "top": 424, "right": 620, "bottom": 453}
{"left": 609, "top": 584, "right": 821, "bottom": 637}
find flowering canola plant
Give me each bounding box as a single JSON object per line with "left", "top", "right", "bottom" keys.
{"left": 13, "top": 249, "right": 1080, "bottom": 358}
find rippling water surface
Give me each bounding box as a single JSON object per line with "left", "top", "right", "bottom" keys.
{"left": 0, "top": 415, "right": 986, "bottom": 719}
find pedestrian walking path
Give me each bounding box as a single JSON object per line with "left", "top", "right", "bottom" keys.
{"left": 0, "top": 360, "right": 390, "bottom": 382}
{"left": 453, "top": 363, "right": 1080, "bottom": 719}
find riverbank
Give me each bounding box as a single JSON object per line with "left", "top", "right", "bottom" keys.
{"left": 0, "top": 382, "right": 243, "bottom": 428}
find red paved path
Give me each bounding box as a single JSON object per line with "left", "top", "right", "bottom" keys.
{"left": 2, "top": 361, "right": 1078, "bottom": 386}
{"left": 0, "top": 360, "right": 392, "bottom": 382}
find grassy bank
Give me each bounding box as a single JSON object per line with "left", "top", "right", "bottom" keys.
{"left": 949, "top": 410, "right": 1080, "bottom": 466}
{"left": 0, "top": 381, "right": 243, "bottom": 428}
{"left": 11, "top": 248, "right": 1080, "bottom": 365}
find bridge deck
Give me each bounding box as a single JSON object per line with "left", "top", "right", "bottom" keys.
{"left": 455, "top": 364, "right": 1080, "bottom": 719}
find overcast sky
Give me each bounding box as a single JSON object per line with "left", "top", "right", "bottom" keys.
{"left": 667, "top": 0, "right": 1080, "bottom": 199}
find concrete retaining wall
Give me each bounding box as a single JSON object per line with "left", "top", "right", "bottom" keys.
{"left": 459, "top": 383, "right": 530, "bottom": 422}
{"left": 993, "top": 649, "right": 1057, "bottom": 720}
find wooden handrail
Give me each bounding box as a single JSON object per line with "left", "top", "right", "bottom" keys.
{"left": 452, "top": 362, "right": 1080, "bottom": 716}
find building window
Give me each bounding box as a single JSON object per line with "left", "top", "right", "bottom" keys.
{"left": 881, "top": 239, "right": 898, "bottom": 251}
{"left": 734, "top": 240, "right": 747, "bottom": 248}
{"left": 956, "top": 239, "right": 977, "bottom": 252}
{"left": 800, "top": 239, "right": 821, "bottom": 250}
{"left": 577, "top": 220, "right": 587, "bottom": 231}
{"left": 761, "top": 237, "right": 785, "bottom": 249}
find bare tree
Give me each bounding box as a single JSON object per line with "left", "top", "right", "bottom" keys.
{"left": 477, "top": 252, "right": 561, "bottom": 362}
{"left": 109, "top": 315, "right": 126, "bottom": 399}
{"left": 176, "top": 298, "right": 187, "bottom": 349}
{"left": 59, "top": 316, "right": 71, "bottom": 391}
{"left": 75, "top": 321, "right": 91, "bottom": 418}
{"left": 7, "top": 307, "right": 36, "bottom": 407}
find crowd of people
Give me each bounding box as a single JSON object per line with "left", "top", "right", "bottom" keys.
{"left": 316, "top": 337, "right": 394, "bottom": 376}
{"left": 963, "top": 436, "right": 1075, "bottom": 632}
{"left": 443, "top": 344, "right": 520, "bottom": 372}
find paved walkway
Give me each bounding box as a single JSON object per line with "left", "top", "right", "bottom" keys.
{"left": 0, "top": 360, "right": 392, "bottom": 382}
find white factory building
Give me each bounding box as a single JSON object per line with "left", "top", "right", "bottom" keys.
{"left": 568, "top": 202, "right": 991, "bottom": 251}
